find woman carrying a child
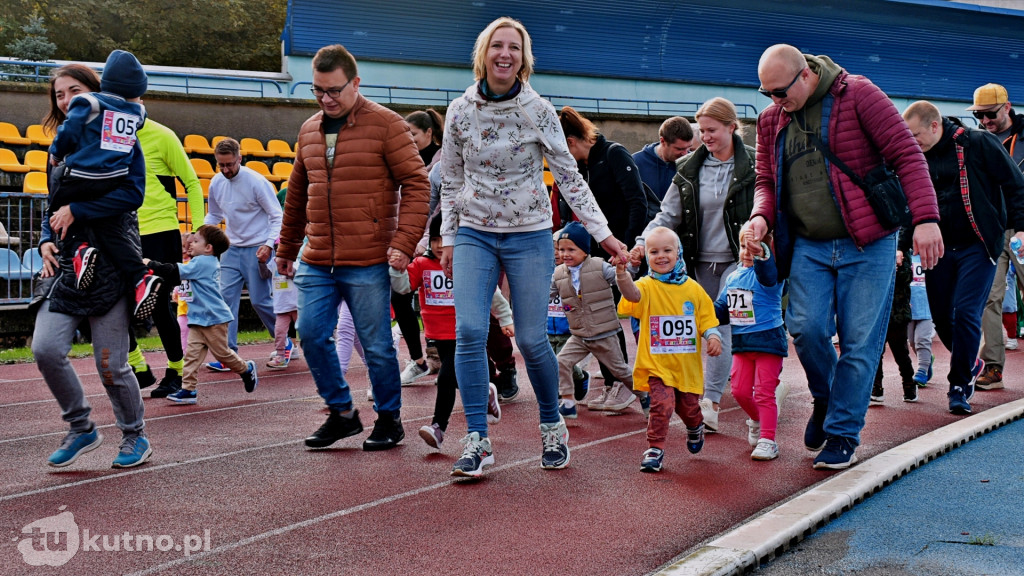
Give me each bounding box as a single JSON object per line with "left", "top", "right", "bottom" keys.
{"left": 30, "top": 62, "right": 152, "bottom": 470}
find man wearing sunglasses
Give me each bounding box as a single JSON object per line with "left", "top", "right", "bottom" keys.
{"left": 745, "top": 44, "right": 942, "bottom": 471}
{"left": 968, "top": 84, "right": 1024, "bottom": 392}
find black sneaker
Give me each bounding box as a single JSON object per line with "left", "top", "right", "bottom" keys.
{"left": 573, "top": 369, "right": 590, "bottom": 402}
{"left": 902, "top": 380, "right": 918, "bottom": 403}
{"left": 870, "top": 383, "right": 884, "bottom": 405}
{"left": 804, "top": 400, "right": 828, "bottom": 452}
{"left": 305, "top": 409, "right": 364, "bottom": 449}
{"left": 362, "top": 414, "right": 405, "bottom": 451}
{"left": 73, "top": 243, "right": 97, "bottom": 290}
{"left": 495, "top": 367, "right": 519, "bottom": 403}
{"left": 149, "top": 368, "right": 182, "bottom": 398}
{"left": 241, "top": 360, "right": 258, "bottom": 393}
{"left": 134, "top": 365, "right": 157, "bottom": 390}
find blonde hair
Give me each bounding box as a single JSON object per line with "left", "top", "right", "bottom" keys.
{"left": 646, "top": 226, "right": 681, "bottom": 251}
{"left": 695, "top": 97, "right": 742, "bottom": 137}
{"left": 472, "top": 17, "right": 534, "bottom": 83}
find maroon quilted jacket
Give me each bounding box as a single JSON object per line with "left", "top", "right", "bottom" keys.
{"left": 751, "top": 68, "right": 939, "bottom": 252}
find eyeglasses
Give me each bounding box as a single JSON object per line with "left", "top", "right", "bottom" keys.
{"left": 310, "top": 78, "right": 353, "bottom": 99}
{"left": 758, "top": 68, "right": 805, "bottom": 99}
{"left": 973, "top": 109, "right": 1001, "bottom": 120}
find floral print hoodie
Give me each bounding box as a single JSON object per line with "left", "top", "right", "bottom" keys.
{"left": 440, "top": 82, "right": 612, "bottom": 245}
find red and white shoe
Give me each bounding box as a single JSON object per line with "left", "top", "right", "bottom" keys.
{"left": 73, "top": 243, "right": 97, "bottom": 290}
{"left": 134, "top": 273, "right": 163, "bottom": 320}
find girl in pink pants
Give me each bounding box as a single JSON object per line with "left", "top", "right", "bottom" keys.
{"left": 713, "top": 227, "right": 787, "bottom": 460}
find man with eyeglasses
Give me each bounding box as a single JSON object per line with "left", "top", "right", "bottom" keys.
{"left": 203, "top": 137, "right": 282, "bottom": 369}
{"left": 968, "top": 83, "right": 1024, "bottom": 391}
{"left": 277, "top": 44, "right": 429, "bottom": 452}
{"left": 745, "top": 44, "right": 942, "bottom": 470}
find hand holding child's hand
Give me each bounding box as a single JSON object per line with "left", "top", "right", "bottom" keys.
{"left": 628, "top": 244, "right": 645, "bottom": 267}
{"left": 615, "top": 258, "right": 627, "bottom": 274}
{"left": 501, "top": 324, "right": 515, "bottom": 338}
{"left": 706, "top": 336, "right": 722, "bottom": 357}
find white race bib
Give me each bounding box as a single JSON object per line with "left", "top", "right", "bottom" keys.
{"left": 727, "top": 288, "right": 756, "bottom": 326}
{"left": 650, "top": 313, "right": 697, "bottom": 354}
{"left": 548, "top": 293, "right": 566, "bottom": 318}
{"left": 177, "top": 279, "right": 193, "bottom": 303}
{"left": 424, "top": 270, "right": 454, "bottom": 306}
{"left": 911, "top": 255, "right": 925, "bottom": 287}
{"left": 100, "top": 110, "right": 140, "bottom": 153}
{"left": 274, "top": 275, "right": 294, "bottom": 293}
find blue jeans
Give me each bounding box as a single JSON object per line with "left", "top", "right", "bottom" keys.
{"left": 454, "top": 228, "right": 559, "bottom": 436}
{"left": 295, "top": 262, "right": 401, "bottom": 416}
{"left": 787, "top": 232, "right": 897, "bottom": 444}
{"left": 924, "top": 242, "right": 996, "bottom": 390}
{"left": 220, "top": 244, "right": 277, "bottom": 351}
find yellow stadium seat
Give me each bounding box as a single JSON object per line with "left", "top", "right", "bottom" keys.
{"left": 272, "top": 162, "right": 293, "bottom": 181}
{"left": 183, "top": 134, "right": 214, "bottom": 155}
{"left": 211, "top": 136, "right": 231, "bottom": 148}
{"left": 543, "top": 170, "right": 554, "bottom": 188}
{"left": 0, "top": 149, "right": 30, "bottom": 173}
{"left": 190, "top": 158, "right": 216, "bottom": 179}
{"left": 23, "top": 171, "right": 48, "bottom": 194}
{"left": 26, "top": 124, "right": 54, "bottom": 147}
{"left": 240, "top": 138, "right": 274, "bottom": 158}
{"left": 246, "top": 161, "right": 282, "bottom": 183}
{"left": 0, "top": 122, "right": 31, "bottom": 146}
{"left": 267, "top": 139, "right": 297, "bottom": 159}
{"left": 279, "top": 180, "right": 288, "bottom": 191}
{"left": 23, "top": 150, "right": 49, "bottom": 172}
{"left": 177, "top": 200, "right": 188, "bottom": 223}
{"left": 200, "top": 178, "right": 211, "bottom": 197}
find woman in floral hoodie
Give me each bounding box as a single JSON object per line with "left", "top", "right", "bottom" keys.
{"left": 439, "top": 16, "right": 628, "bottom": 479}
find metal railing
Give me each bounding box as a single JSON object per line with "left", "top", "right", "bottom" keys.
{"left": 0, "top": 192, "right": 47, "bottom": 307}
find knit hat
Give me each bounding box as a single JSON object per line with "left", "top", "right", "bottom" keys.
{"left": 101, "top": 50, "right": 148, "bottom": 99}
{"left": 557, "top": 221, "right": 591, "bottom": 255}
{"left": 967, "top": 83, "right": 1008, "bottom": 111}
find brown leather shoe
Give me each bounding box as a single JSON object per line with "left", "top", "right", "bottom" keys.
{"left": 976, "top": 366, "right": 1004, "bottom": 390}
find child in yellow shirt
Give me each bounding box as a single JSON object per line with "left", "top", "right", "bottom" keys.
{"left": 616, "top": 227, "right": 721, "bottom": 473}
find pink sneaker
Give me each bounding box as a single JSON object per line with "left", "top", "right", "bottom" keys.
{"left": 73, "top": 243, "right": 97, "bottom": 290}
{"left": 133, "top": 273, "right": 163, "bottom": 320}
{"left": 487, "top": 382, "right": 502, "bottom": 424}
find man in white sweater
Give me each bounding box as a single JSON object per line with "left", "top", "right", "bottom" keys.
{"left": 203, "top": 137, "right": 283, "bottom": 368}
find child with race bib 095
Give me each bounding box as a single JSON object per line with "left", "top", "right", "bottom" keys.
{"left": 390, "top": 215, "right": 511, "bottom": 450}
{"left": 713, "top": 224, "right": 787, "bottom": 461}
{"left": 616, "top": 226, "right": 721, "bottom": 473}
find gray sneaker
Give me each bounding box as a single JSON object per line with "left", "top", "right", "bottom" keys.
{"left": 585, "top": 386, "right": 612, "bottom": 411}
{"left": 540, "top": 416, "right": 570, "bottom": 469}
{"left": 400, "top": 360, "right": 429, "bottom": 386}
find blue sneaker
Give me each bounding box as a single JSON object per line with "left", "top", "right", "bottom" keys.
{"left": 927, "top": 354, "right": 934, "bottom": 381}
{"left": 573, "top": 370, "right": 590, "bottom": 402}
{"left": 111, "top": 436, "right": 152, "bottom": 468}
{"left": 686, "top": 424, "right": 705, "bottom": 454}
{"left": 965, "top": 358, "right": 983, "bottom": 401}
{"left": 167, "top": 388, "right": 198, "bottom": 404}
{"left": 948, "top": 386, "right": 972, "bottom": 415}
{"left": 558, "top": 400, "right": 578, "bottom": 420}
{"left": 242, "top": 361, "right": 258, "bottom": 393}
{"left": 640, "top": 447, "right": 664, "bottom": 472}
{"left": 48, "top": 428, "right": 103, "bottom": 468}
{"left": 206, "top": 361, "right": 231, "bottom": 372}
{"left": 813, "top": 436, "right": 858, "bottom": 470}
{"left": 913, "top": 368, "right": 928, "bottom": 387}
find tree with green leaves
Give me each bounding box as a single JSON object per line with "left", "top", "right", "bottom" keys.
{"left": 6, "top": 14, "right": 57, "bottom": 62}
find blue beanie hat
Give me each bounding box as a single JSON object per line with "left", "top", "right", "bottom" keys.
{"left": 101, "top": 50, "right": 148, "bottom": 99}
{"left": 557, "top": 221, "right": 591, "bottom": 255}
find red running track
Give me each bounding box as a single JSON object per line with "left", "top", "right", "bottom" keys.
{"left": 2, "top": 333, "right": 1022, "bottom": 575}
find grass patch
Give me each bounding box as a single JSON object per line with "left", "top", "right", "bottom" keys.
{"left": 967, "top": 533, "right": 997, "bottom": 546}
{"left": 0, "top": 330, "right": 274, "bottom": 365}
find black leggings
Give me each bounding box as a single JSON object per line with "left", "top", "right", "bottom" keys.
{"left": 429, "top": 339, "right": 458, "bottom": 431}
{"left": 391, "top": 288, "right": 423, "bottom": 360}
{"left": 129, "top": 229, "right": 183, "bottom": 363}
{"left": 875, "top": 320, "right": 915, "bottom": 386}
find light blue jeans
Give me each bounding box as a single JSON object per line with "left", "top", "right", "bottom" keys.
{"left": 220, "top": 244, "right": 277, "bottom": 351}
{"left": 454, "top": 228, "right": 559, "bottom": 436}
{"left": 295, "top": 262, "right": 401, "bottom": 415}
{"left": 786, "top": 232, "right": 897, "bottom": 444}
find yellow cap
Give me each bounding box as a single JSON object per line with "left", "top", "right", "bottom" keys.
{"left": 967, "top": 83, "right": 1008, "bottom": 110}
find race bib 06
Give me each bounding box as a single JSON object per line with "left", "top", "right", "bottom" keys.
{"left": 424, "top": 270, "right": 454, "bottom": 306}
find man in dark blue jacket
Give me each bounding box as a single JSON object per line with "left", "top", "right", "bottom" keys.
{"left": 903, "top": 100, "right": 1024, "bottom": 416}
{"left": 632, "top": 116, "right": 696, "bottom": 201}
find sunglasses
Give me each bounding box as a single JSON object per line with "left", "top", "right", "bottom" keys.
{"left": 972, "top": 109, "right": 1001, "bottom": 120}
{"left": 758, "top": 68, "right": 805, "bottom": 99}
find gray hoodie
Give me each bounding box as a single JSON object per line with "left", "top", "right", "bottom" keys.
{"left": 439, "top": 82, "right": 612, "bottom": 245}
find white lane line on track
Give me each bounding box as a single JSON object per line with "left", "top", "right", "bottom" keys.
{"left": 120, "top": 427, "right": 652, "bottom": 576}
{"left": 1, "top": 394, "right": 106, "bottom": 408}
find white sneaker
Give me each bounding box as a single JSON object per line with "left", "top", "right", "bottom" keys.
{"left": 751, "top": 438, "right": 779, "bottom": 461}
{"left": 746, "top": 419, "right": 761, "bottom": 447}
{"left": 400, "top": 360, "right": 429, "bottom": 386}
{"left": 487, "top": 383, "right": 502, "bottom": 424}
{"left": 699, "top": 397, "right": 719, "bottom": 432}
{"left": 775, "top": 380, "right": 789, "bottom": 419}
{"left": 1006, "top": 338, "right": 1019, "bottom": 351}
